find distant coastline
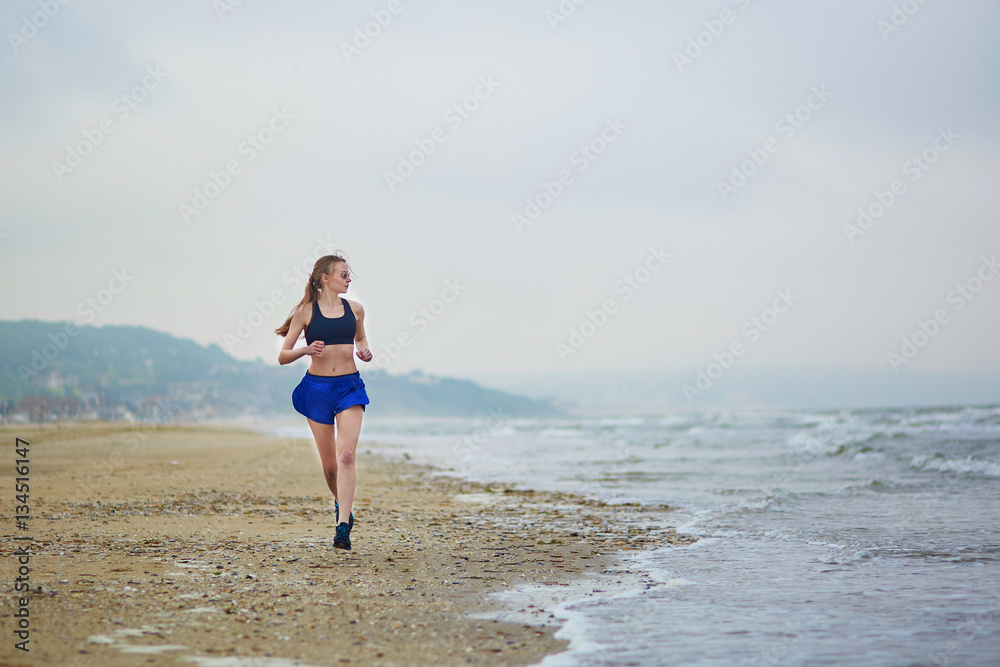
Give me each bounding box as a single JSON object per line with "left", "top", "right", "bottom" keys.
{"left": 0, "top": 319, "right": 564, "bottom": 423}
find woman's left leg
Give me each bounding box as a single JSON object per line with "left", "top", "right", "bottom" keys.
{"left": 333, "top": 404, "right": 364, "bottom": 525}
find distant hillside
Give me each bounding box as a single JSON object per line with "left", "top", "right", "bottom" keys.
{"left": 0, "top": 320, "right": 563, "bottom": 419}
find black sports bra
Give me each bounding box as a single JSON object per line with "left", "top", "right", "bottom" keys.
{"left": 304, "top": 298, "right": 356, "bottom": 345}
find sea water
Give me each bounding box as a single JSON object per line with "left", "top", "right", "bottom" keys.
{"left": 265, "top": 405, "right": 1000, "bottom": 666}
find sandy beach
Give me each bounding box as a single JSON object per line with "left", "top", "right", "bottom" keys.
{"left": 0, "top": 423, "right": 696, "bottom": 666}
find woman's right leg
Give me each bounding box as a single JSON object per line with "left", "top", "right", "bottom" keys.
{"left": 306, "top": 417, "right": 338, "bottom": 500}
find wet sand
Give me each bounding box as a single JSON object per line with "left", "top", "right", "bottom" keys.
{"left": 0, "top": 423, "right": 696, "bottom": 666}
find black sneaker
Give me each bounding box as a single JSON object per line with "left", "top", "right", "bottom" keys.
{"left": 333, "top": 522, "right": 352, "bottom": 550}
{"left": 334, "top": 502, "right": 355, "bottom": 529}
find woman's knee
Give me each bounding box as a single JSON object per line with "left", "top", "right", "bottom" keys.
{"left": 322, "top": 465, "right": 338, "bottom": 483}
{"left": 337, "top": 448, "right": 355, "bottom": 467}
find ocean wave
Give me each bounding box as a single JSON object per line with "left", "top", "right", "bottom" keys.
{"left": 593, "top": 416, "right": 647, "bottom": 427}
{"left": 655, "top": 414, "right": 696, "bottom": 428}
{"left": 734, "top": 494, "right": 784, "bottom": 513}
{"left": 836, "top": 479, "right": 911, "bottom": 494}
{"left": 891, "top": 405, "right": 1000, "bottom": 433}
{"left": 909, "top": 453, "right": 1000, "bottom": 477}
{"left": 536, "top": 427, "right": 590, "bottom": 442}
{"left": 786, "top": 428, "right": 885, "bottom": 456}
{"left": 851, "top": 450, "right": 887, "bottom": 463}
{"left": 821, "top": 547, "right": 877, "bottom": 564}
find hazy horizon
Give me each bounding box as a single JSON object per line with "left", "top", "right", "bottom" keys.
{"left": 2, "top": 1, "right": 999, "bottom": 409}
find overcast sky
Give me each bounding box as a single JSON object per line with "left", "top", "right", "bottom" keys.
{"left": 2, "top": 0, "right": 999, "bottom": 386}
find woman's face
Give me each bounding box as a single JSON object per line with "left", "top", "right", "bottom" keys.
{"left": 325, "top": 262, "right": 350, "bottom": 292}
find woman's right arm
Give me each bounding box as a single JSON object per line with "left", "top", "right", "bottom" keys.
{"left": 278, "top": 306, "right": 323, "bottom": 365}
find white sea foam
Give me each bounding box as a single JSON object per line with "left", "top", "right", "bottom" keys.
{"left": 910, "top": 454, "right": 1000, "bottom": 477}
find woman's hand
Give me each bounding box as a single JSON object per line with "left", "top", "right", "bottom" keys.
{"left": 304, "top": 341, "right": 325, "bottom": 356}
{"left": 356, "top": 347, "right": 373, "bottom": 362}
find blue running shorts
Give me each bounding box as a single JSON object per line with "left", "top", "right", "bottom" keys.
{"left": 291, "top": 371, "right": 369, "bottom": 425}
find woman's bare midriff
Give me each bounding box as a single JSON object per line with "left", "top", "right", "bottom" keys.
{"left": 308, "top": 344, "right": 358, "bottom": 376}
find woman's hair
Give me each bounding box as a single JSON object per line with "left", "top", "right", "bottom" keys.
{"left": 274, "top": 254, "right": 352, "bottom": 337}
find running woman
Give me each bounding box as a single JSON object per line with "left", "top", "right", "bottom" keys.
{"left": 276, "top": 254, "right": 373, "bottom": 550}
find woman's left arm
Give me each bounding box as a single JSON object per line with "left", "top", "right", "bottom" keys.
{"left": 353, "top": 301, "right": 373, "bottom": 362}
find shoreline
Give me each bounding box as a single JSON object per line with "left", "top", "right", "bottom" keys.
{"left": 0, "top": 422, "right": 696, "bottom": 666}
